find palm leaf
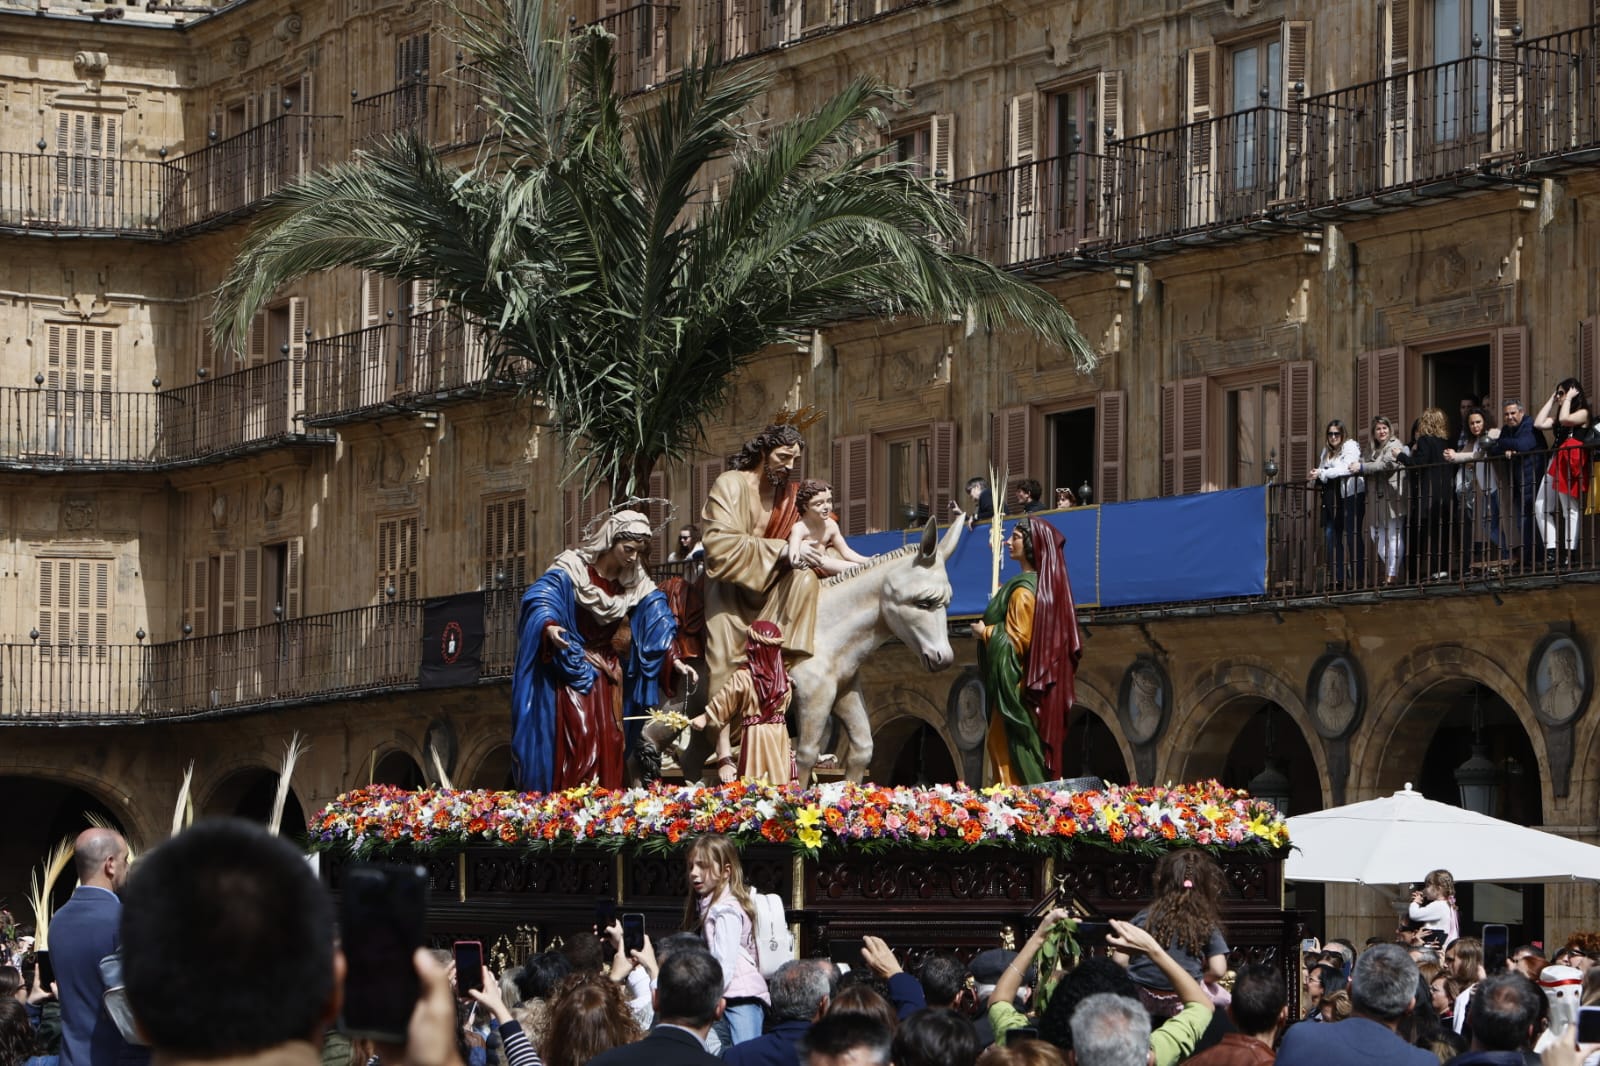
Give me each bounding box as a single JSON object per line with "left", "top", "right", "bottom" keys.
{"left": 171, "top": 761, "right": 196, "bottom": 839}
{"left": 269, "top": 732, "right": 308, "bottom": 837}
{"left": 27, "top": 837, "right": 75, "bottom": 949}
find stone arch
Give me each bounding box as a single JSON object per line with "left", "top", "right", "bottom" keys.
{"left": 457, "top": 728, "right": 517, "bottom": 791}
{"left": 201, "top": 763, "right": 306, "bottom": 837}
{"left": 0, "top": 760, "right": 156, "bottom": 848}
{"left": 863, "top": 686, "right": 960, "bottom": 784}
{"left": 1350, "top": 643, "right": 1548, "bottom": 809}
{"left": 463, "top": 743, "right": 518, "bottom": 791}
{"left": 347, "top": 732, "right": 425, "bottom": 791}
{"left": 1063, "top": 675, "right": 1135, "bottom": 784}
{"left": 1164, "top": 658, "right": 1331, "bottom": 805}
{"left": 373, "top": 750, "right": 426, "bottom": 789}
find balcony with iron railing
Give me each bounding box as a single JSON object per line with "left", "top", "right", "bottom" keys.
{"left": 588, "top": 4, "right": 680, "bottom": 95}
{"left": 304, "top": 309, "right": 519, "bottom": 427}
{"left": 167, "top": 112, "right": 342, "bottom": 233}
{"left": 353, "top": 81, "right": 450, "bottom": 148}
{"left": 941, "top": 151, "right": 1109, "bottom": 272}
{"left": 0, "top": 150, "right": 183, "bottom": 237}
{"left": 690, "top": 0, "right": 928, "bottom": 66}
{"left": 1519, "top": 22, "right": 1600, "bottom": 170}
{"left": 0, "top": 360, "right": 334, "bottom": 471}
{"left": 1299, "top": 52, "right": 1519, "bottom": 214}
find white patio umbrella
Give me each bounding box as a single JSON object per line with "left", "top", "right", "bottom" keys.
{"left": 1284, "top": 783, "right": 1600, "bottom": 884}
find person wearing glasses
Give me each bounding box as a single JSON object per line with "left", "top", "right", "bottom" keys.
{"left": 668, "top": 525, "right": 705, "bottom": 563}
{"left": 1309, "top": 419, "right": 1365, "bottom": 590}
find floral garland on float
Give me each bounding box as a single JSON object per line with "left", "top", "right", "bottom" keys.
{"left": 309, "top": 779, "right": 1290, "bottom": 858}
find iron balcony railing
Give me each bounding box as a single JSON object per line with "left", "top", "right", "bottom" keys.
{"left": 1104, "top": 105, "right": 1300, "bottom": 248}
{"left": 353, "top": 82, "right": 449, "bottom": 147}
{"left": 0, "top": 361, "right": 332, "bottom": 470}
{"left": 0, "top": 150, "right": 183, "bottom": 237}
{"left": 1300, "top": 53, "right": 1518, "bottom": 209}
{"left": 304, "top": 310, "right": 514, "bottom": 426}
{"left": 1267, "top": 448, "right": 1597, "bottom": 597}
{"left": 691, "top": 0, "right": 928, "bottom": 64}
{"left": 446, "top": 61, "right": 497, "bottom": 150}
{"left": 0, "top": 590, "right": 525, "bottom": 723}
{"left": 588, "top": 5, "right": 679, "bottom": 95}
{"left": 166, "top": 113, "right": 341, "bottom": 232}
{"left": 941, "top": 151, "right": 1108, "bottom": 268}
{"left": 1519, "top": 22, "right": 1600, "bottom": 167}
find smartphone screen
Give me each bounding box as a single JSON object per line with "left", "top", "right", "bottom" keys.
{"left": 621, "top": 912, "right": 645, "bottom": 955}
{"left": 1482, "top": 923, "right": 1509, "bottom": 975}
{"left": 828, "top": 939, "right": 863, "bottom": 966}
{"left": 1011, "top": 1027, "right": 1040, "bottom": 1042}
{"left": 595, "top": 898, "right": 617, "bottom": 931}
{"left": 34, "top": 949, "right": 52, "bottom": 988}
{"left": 339, "top": 863, "right": 429, "bottom": 1042}
{"left": 1577, "top": 1006, "right": 1600, "bottom": 1044}
{"left": 454, "top": 941, "right": 484, "bottom": 996}
{"left": 1299, "top": 939, "right": 1319, "bottom": 953}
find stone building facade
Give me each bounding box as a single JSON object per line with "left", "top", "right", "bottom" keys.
{"left": 1, "top": 0, "right": 1598, "bottom": 947}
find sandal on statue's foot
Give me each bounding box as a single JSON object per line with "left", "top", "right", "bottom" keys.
{"left": 715, "top": 756, "right": 738, "bottom": 784}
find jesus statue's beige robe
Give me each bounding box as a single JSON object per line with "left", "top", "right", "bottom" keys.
{"left": 701, "top": 469, "right": 819, "bottom": 696}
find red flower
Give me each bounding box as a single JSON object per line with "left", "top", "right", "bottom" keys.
{"left": 760, "top": 821, "right": 789, "bottom": 842}
{"left": 499, "top": 823, "right": 520, "bottom": 843}
{"left": 960, "top": 821, "right": 983, "bottom": 844}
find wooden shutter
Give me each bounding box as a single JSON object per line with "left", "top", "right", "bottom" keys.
{"left": 287, "top": 296, "right": 308, "bottom": 430}
{"left": 361, "top": 271, "right": 385, "bottom": 327}
{"left": 561, "top": 489, "right": 606, "bottom": 549}
{"left": 185, "top": 557, "right": 210, "bottom": 637}
{"left": 239, "top": 547, "right": 261, "bottom": 630}
{"left": 562, "top": 488, "right": 579, "bottom": 549}
{"left": 41, "top": 559, "right": 111, "bottom": 653}
{"left": 990, "top": 405, "right": 1032, "bottom": 508}
{"left": 647, "top": 470, "right": 669, "bottom": 561}
{"left": 218, "top": 550, "right": 239, "bottom": 633}
{"left": 1279, "top": 362, "right": 1316, "bottom": 483}
{"left": 247, "top": 311, "right": 268, "bottom": 367}
{"left": 691, "top": 457, "right": 724, "bottom": 527}
{"left": 1096, "top": 389, "right": 1126, "bottom": 504}
{"left": 376, "top": 515, "right": 419, "bottom": 600}
{"left": 1493, "top": 0, "right": 1521, "bottom": 105}
{"left": 284, "top": 537, "right": 303, "bottom": 618}
{"left": 1492, "top": 326, "right": 1528, "bottom": 416}
{"left": 1161, "top": 379, "right": 1209, "bottom": 496}
{"left": 483, "top": 498, "right": 505, "bottom": 589}
{"left": 1282, "top": 22, "right": 1311, "bottom": 187}
{"left": 1097, "top": 70, "right": 1123, "bottom": 220}
{"left": 929, "top": 113, "right": 955, "bottom": 181}
{"left": 1384, "top": 0, "right": 1414, "bottom": 181}
{"left": 1184, "top": 46, "right": 1216, "bottom": 227}
{"left": 37, "top": 560, "right": 67, "bottom": 650}
{"left": 409, "top": 279, "right": 436, "bottom": 316}
{"left": 1578, "top": 318, "right": 1596, "bottom": 403}
{"left": 832, "top": 435, "right": 871, "bottom": 537}
{"left": 1357, "top": 348, "right": 1406, "bottom": 442}
{"left": 1007, "top": 93, "right": 1039, "bottom": 262}
{"left": 397, "top": 32, "right": 431, "bottom": 84}
{"left": 929, "top": 421, "right": 957, "bottom": 519}
{"left": 398, "top": 514, "right": 419, "bottom": 599}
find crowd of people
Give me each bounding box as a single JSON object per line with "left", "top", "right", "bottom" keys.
{"left": 1310, "top": 383, "right": 1596, "bottom": 587}
{"left": 4, "top": 830, "right": 1600, "bottom": 1066}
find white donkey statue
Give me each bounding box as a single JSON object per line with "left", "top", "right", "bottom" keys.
{"left": 790, "top": 512, "right": 967, "bottom": 783}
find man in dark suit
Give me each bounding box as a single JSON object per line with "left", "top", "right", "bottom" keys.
{"left": 51, "top": 828, "right": 146, "bottom": 1066}
{"left": 1276, "top": 944, "right": 1438, "bottom": 1066}
{"left": 587, "top": 950, "right": 724, "bottom": 1066}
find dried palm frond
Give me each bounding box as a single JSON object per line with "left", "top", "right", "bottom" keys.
{"left": 170, "top": 761, "right": 196, "bottom": 838}
{"left": 428, "top": 743, "right": 455, "bottom": 792}
{"left": 27, "top": 837, "right": 75, "bottom": 949}
{"left": 623, "top": 708, "right": 691, "bottom": 733}
{"left": 268, "top": 732, "right": 308, "bottom": 837}
{"left": 81, "top": 811, "right": 134, "bottom": 863}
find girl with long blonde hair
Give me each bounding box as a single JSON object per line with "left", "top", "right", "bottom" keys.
{"left": 682, "top": 834, "right": 769, "bottom": 1045}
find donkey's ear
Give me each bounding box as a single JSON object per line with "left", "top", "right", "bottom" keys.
{"left": 915, "top": 516, "right": 939, "bottom": 566}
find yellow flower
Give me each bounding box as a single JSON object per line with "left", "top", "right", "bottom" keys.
{"left": 795, "top": 806, "right": 823, "bottom": 829}
{"left": 1247, "top": 815, "right": 1274, "bottom": 839}
{"left": 798, "top": 826, "right": 823, "bottom": 849}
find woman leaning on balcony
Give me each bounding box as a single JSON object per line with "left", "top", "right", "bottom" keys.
{"left": 1310, "top": 419, "right": 1365, "bottom": 589}
{"left": 1398, "top": 408, "right": 1456, "bottom": 581}
{"left": 1352, "top": 415, "right": 1407, "bottom": 586}
{"left": 1532, "top": 378, "right": 1592, "bottom": 570}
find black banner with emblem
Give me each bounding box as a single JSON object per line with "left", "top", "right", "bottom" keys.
{"left": 419, "top": 591, "right": 485, "bottom": 688}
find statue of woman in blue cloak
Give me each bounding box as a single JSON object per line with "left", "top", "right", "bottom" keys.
{"left": 509, "top": 508, "right": 694, "bottom": 792}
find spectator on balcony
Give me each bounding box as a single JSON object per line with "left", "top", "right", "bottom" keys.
{"left": 1532, "top": 379, "right": 1591, "bottom": 570}
{"left": 1353, "top": 415, "right": 1407, "bottom": 585}
{"left": 1445, "top": 407, "right": 1504, "bottom": 564}
{"left": 1310, "top": 419, "right": 1364, "bottom": 589}
{"left": 1397, "top": 409, "right": 1455, "bottom": 581}
{"left": 1482, "top": 399, "right": 1541, "bottom": 567}
{"left": 1013, "top": 480, "right": 1046, "bottom": 514}
{"left": 668, "top": 526, "right": 705, "bottom": 564}
{"left": 961, "top": 477, "right": 996, "bottom": 522}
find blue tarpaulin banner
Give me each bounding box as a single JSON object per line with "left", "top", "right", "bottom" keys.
{"left": 845, "top": 486, "right": 1267, "bottom": 616}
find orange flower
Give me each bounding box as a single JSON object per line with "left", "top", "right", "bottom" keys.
{"left": 1158, "top": 822, "right": 1177, "bottom": 840}
{"left": 467, "top": 817, "right": 488, "bottom": 834}
{"left": 1108, "top": 824, "right": 1126, "bottom": 843}
{"left": 499, "top": 823, "right": 520, "bottom": 843}
{"left": 823, "top": 808, "right": 845, "bottom": 828}
{"left": 960, "top": 821, "right": 983, "bottom": 844}
{"left": 760, "top": 821, "right": 789, "bottom": 842}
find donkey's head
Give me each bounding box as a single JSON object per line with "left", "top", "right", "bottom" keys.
{"left": 880, "top": 515, "right": 967, "bottom": 672}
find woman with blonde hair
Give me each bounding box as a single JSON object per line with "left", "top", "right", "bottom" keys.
{"left": 1353, "top": 414, "right": 1408, "bottom": 584}
{"left": 1399, "top": 408, "right": 1455, "bottom": 580}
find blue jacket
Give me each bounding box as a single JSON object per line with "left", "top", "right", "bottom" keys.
{"left": 1483, "top": 417, "right": 1542, "bottom": 493}
{"left": 1277, "top": 1016, "right": 1436, "bottom": 1066}
{"left": 50, "top": 887, "right": 148, "bottom": 1066}
{"left": 723, "top": 1019, "right": 810, "bottom": 1066}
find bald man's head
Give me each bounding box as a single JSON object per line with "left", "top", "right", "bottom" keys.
{"left": 74, "top": 828, "right": 129, "bottom": 891}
